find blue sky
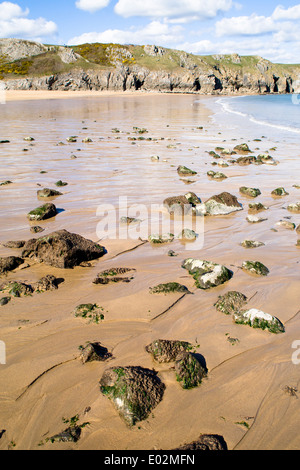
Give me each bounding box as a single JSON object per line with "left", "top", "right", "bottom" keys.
{"left": 1, "top": 1, "right": 300, "bottom": 63}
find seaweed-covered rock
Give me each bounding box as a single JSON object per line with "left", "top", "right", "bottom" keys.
{"left": 149, "top": 233, "right": 174, "bottom": 244}
{"left": 145, "top": 339, "right": 192, "bottom": 363}
{"left": 27, "top": 203, "right": 58, "bottom": 221}
{"left": 204, "top": 192, "right": 243, "bottom": 216}
{"left": 37, "top": 188, "right": 62, "bottom": 198}
{"left": 241, "top": 240, "right": 265, "bottom": 249}
{"left": 234, "top": 143, "right": 252, "bottom": 153}
{"left": 184, "top": 192, "right": 201, "bottom": 206}
{"left": 256, "top": 154, "right": 277, "bottom": 165}
{"left": 0, "top": 180, "right": 12, "bottom": 186}
{"left": 55, "top": 180, "right": 68, "bottom": 187}
{"left": 175, "top": 351, "right": 207, "bottom": 390}
{"left": 178, "top": 229, "right": 197, "bottom": 240}
{"left": 207, "top": 171, "right": 227, "bottom": 180}
{"left": 100, "top": 366, "right": 165, "bottom": 426}
{"left": 177, "top": 166, "right": 197, "bottom": 177}
{"left": 93, "top": 268, "right": 136, "bottom": 285}
{"left": 80, "top": 342, "right": 111, "bottom": 364}
{"left": 276, "top": 220, "right": 296, "bottom": 230}
{"left": 22, "top": 230, "right": 106, "bottom": 269}
{"left": 287, "top": 202, "right": 300, "bottom": 213}
{"left": 233, "top": 309, "right": 285, "bottom": 334}
{"left": 242, "top": 261, "right": 269, "bottom": 276}
{"left": 120, "top": 217, "right": 142, "bottom": 225}
{"left": 214, "top": 291, "right": 248, "bottom": 316}
{"left": 149, "top": 283, "right": 188, "bottom": 295}
{"left": 0, "top": 256, "right": 24, "bottom": 274}
{"left": 47, "top": 416, "right": 88, "bottom": 443}
{"left": 0, "top": 281, "right": 33, "bottom": 297}
{"left": 240, "top": 187, "right": 261, "bottom": 198}
{"left": 271, "top": 187, "right": 289, "bottom": 197}
{"left": 175, "top": 434, "right": 228, "bottom": 451}
{"left": 73, "top": 304, "right": 105, "bottom": 324}
{"left": 236, "top": 156, "right": 256, "bottom": 166}
{"left": 182, "top": 259, "right": 232, "bottom": 289}
{"left": 248, "top": 203, "right": 268, "bottom": 213}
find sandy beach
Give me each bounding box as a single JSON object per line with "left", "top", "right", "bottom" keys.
{"left": 0, "top": 91, "right": 299, "bottom": 451}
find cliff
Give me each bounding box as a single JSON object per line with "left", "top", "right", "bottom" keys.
{"left": 1, "top": 39, "right": 300, "bottom": 95}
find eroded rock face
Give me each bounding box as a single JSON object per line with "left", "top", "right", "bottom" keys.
{"left": 22, "top": 230, "right": 106, "bottom": 269}
{"left": 145, "top": 339, "right": 192, "bottom": 363}
{"left": 2, "top": 241, "right": 25, "bottom": 249}
{"left": 175, "top": 434, "right": 228, "bottom": 451}
{"left": 182, "top": 259, "right": 233, "bottom": 289}
{"left": 100, "top": 366, "right": 165, "bottom": 426}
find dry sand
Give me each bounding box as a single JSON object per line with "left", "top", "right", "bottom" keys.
{"left": 0, "top": 92, "right": 299, "bottom": 451}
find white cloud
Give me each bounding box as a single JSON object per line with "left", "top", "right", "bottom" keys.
{"left": 272, "top": 4, "right": 300, "bottom": 21}
{"left": 216, "top": 14, "right": 276, "bottom": 36}
{"left": 114, "top": 0, "right": 233, "bottom": 22}
{"left": 75, "top": 0, "right": 110, "bottom": 13}
{"left": 0, "top": 2, "right": 57, "bottom": 39}
{"left": 68, "top": 21, "right": 183, "bottom": 46}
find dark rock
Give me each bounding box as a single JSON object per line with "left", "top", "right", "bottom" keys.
{"left": 37, "top": 188, "right": 63, "bottom": 198}
{"left": 80, "top": 342, "right": 111, "bottom": 364}
{"left": 175, "top": 351, "right": 207, "bottom": 389}
{"left": 145, "top": 339, "right": 192, "bottom": 363}
{"left": 22, "top": 229, "right": 106, "bottom": 269}
{"left": 100, "top": 366, "right": 165, "bottom": 426}
{"left": 30, "top": 226, "right": 45, "bottom": 234}
{"left": 34, "top": 275, "right": 62, "bottom": 292}
{"left": 2, "top": 240, "right": 25, "bottom": 249}
{"left": 149, "top": 283, "right": 189, "bottom": 294}
{"left": 0, "top": 297, "right": 11, "bottom": 306}
{"left": 93, "top": 267, "right": 136, "bottom": 285}
{"left": 175, "top": 434, "right": 228, "bottom": 451}
{"left": 236, "top": 156, "right": 256, "bottom": 165}
{"left": 0, "top": 256, "right": 24, "bottom": 274}
{"left": 234, "top": 143, "right": 252, "bottom": 153}
{"left": 27, "top": 203, "right": 58, "bottom": 221}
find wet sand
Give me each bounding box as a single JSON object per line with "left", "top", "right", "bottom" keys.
{"left": 0, "top": 92, "right": 299, "bottom": 450}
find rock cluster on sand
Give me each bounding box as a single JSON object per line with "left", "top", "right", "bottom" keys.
{"left": 215, "top": 291, "right": 285, "bottom": 334}
{"left": 146, "top": 339, "right": 207, "bottom": 390}
{"left": 22, "top": 230, "right": 106, "bottom": 269}
{"left": 100, "top": 366, "right": 165, "bottom": 426}
{"left": 182, "top": 259, "right": 232, "bottom": 289}
{"left": 240, "top": 187, "right": 261, "bottom": 198}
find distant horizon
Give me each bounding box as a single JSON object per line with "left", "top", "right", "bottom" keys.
{"left": 1, "top": 1, "right": 300, "bottom": 64}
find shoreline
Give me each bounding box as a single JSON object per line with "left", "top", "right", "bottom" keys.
{"left": 0, "top": 93, "right": 299, "bottom": 451}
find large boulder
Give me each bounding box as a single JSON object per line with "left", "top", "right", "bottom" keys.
{"left": 100, "top": 366, "right": 165, "bottom": 426}
{"left": 22, "top": 230, "right": 106, "bottom": 269}
{"left": 182, "top": 259, "right": 233, "bottom": 289}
